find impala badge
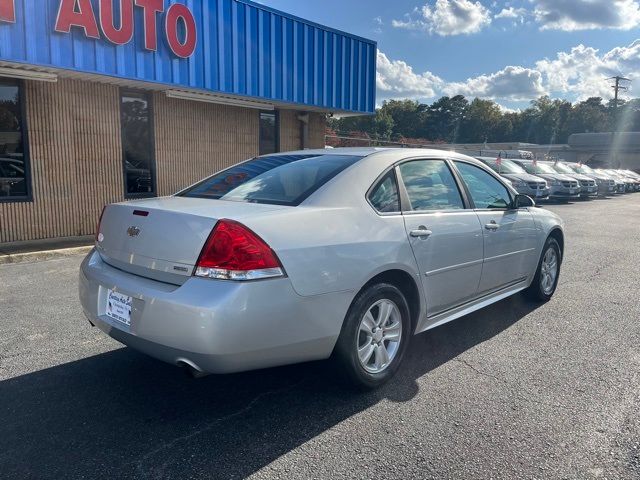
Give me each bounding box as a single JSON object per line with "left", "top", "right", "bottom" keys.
{"left": 127, "top": 226, "right": 141, "bottom": 237}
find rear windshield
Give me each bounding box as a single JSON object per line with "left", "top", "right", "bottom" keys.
{"left": 180, "top": 154, "right": 362, "bottom": 206}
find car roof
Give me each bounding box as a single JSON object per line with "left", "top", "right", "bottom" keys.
{"left": 261, "top": 147, "right": 487, "bottom": 164}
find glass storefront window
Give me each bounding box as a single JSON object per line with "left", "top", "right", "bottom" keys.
{"left": 259, "top": 111, "right": 279, "bottom": 156}
{"left": 0, "top": 79, "right": 30, "bottom": 201}
{"left": 120, "top": 91, "right": 156, "bottom": 197}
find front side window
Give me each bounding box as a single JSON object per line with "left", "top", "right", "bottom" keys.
{"left": 259, "top": 111, "right": 279, "bottom": 155}
{"left": 368, "top": 171, "right": 400, "bottom": 213}
{"left": 455, "top": 162, "right": 511, "bottom": 209}
{"left": 398, "top": 159, "right": 464, "bottom": 212}
{"left": 181, "top": 154, "right": 362, "bottom": 206}
{"left": 0, "top": 79, "right": 30, "bottom": 200}
{"left": 120, "top": 91, "right": 155, "bottom": 198}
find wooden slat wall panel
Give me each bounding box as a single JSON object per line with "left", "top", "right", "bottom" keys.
{"left": 0, "top": 79, "right": 123, "bottom": 244}
{"left": 154, "top": 94, "right": 260, "bottom": 196}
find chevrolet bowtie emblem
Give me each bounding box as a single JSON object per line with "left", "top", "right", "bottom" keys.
{"left": 127, "top": 226, "right": 141, "bottom": 237}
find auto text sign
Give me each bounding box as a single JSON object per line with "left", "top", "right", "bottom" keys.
{"left": 0, "top": 0, "right": 197, "bottom": 58}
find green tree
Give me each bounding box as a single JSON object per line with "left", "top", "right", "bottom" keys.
{"left": 379, "top": 99, "right": 428, "bottom": 139}
{"left": 458, "top": 98, "right": 503, "bottom": 143}
{"left": 567, "top": 97, "right": 609, "bottom": 135}
{"left": 424, "top": 95, "right": 468, "bottom": 142}
{"left": 329, "top": 108, "right": 395, "bottom": 141}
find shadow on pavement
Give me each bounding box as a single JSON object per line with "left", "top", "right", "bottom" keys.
{"left": 0, "top": 295, "right": 539, "bottom": 479}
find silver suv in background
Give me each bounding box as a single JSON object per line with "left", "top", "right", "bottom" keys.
{"left": 549, "top": 161, "right": 598, "bottom": 199}
{"left": 565, "top": 163, "right": 615, "bottom": 196}
{"left": 513, "top": 160, "right": 581, "bottom": 201}
{"left": 600, "top": 169, "right": 639, "bottom": 192}
{"left": 477, "top": 157, "right": 550, "bottom": 200}
{"left": 621, "top": 170, "right": 640, "bottom": 191}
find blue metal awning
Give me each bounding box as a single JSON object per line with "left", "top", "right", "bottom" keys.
{"left": 0, "top": 0, "right": 376, "bottom": 114}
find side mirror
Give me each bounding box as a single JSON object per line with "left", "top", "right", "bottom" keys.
{"left": 513, "top": 194, "right": 535, "bottom": 209}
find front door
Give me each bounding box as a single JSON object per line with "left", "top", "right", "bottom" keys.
{"left": 453, "top": 161, "right": 538, "bottom": 295}
{"left": 398, "top": 159, "right": 484, "bottom": 317}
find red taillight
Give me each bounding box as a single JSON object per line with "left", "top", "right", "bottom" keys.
{"left": 194, "top": 220, "right": 284, "bottom": 281}
{"left": 95, "top": 206, "right": 106, "bottom": 242}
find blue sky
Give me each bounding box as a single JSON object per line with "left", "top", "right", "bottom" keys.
{"left": 260, "top": 0, "right": 640, "bottom": 109}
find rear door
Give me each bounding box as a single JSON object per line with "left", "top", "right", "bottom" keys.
{"left": 398, "top": 158, "right": 484, "bottom": 317}
{"left": 452, "top": 160, "right": 538, "bottom": 295}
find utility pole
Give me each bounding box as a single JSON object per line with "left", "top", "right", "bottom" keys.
{"left": 608, "top": 75, "right": 630, "bottom": 111}
{"left": 607, "top": 76, "right": 630, "bottom": 168}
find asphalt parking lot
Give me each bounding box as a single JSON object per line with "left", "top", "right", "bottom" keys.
{"left": 1, "top": 195, "right": 639, "bottom": 480}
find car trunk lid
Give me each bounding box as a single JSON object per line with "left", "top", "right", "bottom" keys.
{"left": 96, "top": 197, "right": 286, "bottom": 285}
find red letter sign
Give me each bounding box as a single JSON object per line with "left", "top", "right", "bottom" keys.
{"left": 0, "top": 0, "right": 15, "bottom": 23}
{"left": 55, "top": 0, "right": 100, "bottom": 38}
{"left": 99, "top": 0, "right": 134, "bottom": 45}
{"left": 165, "top": 3, "right": 197, "bottom": 58}
{"left": 134, "top": 0, "right": 163, "bottom": 51}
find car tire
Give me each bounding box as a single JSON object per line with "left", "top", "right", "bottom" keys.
{"left": 525, "top": 237, "right": 562, "bottom": 302}
{"left": 332, "top": 283, "right": 412, "bottom": 390}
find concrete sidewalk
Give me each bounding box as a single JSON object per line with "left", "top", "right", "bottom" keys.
{"left": 0, "top": 236, "right": 93, "bottom": 265}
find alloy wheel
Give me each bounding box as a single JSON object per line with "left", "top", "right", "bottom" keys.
{"left": 540, "top": 248, "right": 558, "bottom": 295}
{"left": 356, "top": 299, "right": 402, "bottom": 374}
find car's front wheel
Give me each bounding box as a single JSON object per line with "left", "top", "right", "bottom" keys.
{"left": 333, "top": 283, "right": 412, "bottom": 389}
{"left": 525, "top": 236, "right": 562, "bottom": 302}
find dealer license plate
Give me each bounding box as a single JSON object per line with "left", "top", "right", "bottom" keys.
{"left": 106, "top": 289, "right": 132, "bottom": 327}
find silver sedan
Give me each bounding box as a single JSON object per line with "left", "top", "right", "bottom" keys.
{"left": 79, "top": 148, "right": 565, "bottom": 388}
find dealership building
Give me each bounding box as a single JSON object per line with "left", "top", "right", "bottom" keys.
{"left": 0, "top": 0, "right": 376, "bottom": 244}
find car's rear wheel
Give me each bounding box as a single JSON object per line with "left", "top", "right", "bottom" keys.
{"left": 333, "top": 283, "right": 412, "bottom": 389}
{"left": 525, "top": 237, "right": 562, "bottom": 302}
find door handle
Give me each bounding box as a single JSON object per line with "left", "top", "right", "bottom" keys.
{"left": 485, "top": 221, "right": 500, "bottom": 231}
{"left": 410, "top": 227, "right": 433, "bottom": 238}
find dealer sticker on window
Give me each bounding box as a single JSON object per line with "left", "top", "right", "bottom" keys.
{"left": 106, "top": 289, "right": 132, "bottom": 327}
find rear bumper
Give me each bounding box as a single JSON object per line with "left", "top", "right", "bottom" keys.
{"left": 79, "top": 250, "right": 352, "bottom": 374}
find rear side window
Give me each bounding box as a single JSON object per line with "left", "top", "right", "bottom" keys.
{"left": 368, "top": 171, "right": 400, "bottom": 213}
{"left": 180, "top": 154, "right": 362, "bottom": 206}
{"left": 398, "top": 160, "right": 464, "bottom": 211}
{"left": 455, "top": 162, "right": 511, "bottom": 209}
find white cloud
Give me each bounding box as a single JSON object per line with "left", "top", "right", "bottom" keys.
{"left": 376, "top": 40, "right": 639, "bottom": 105}
{"left": 495, "top": 6, "right": 528, "bottom": 21}
{"left": 376, "top": 51, "right": 444, "bottom": 102}
{"left": 443, "top": 66, "right": 547, "bottom": 101}
{"left": 533, "top": 0, "right": 640, "bottom": 31}
{"left": 392, "top": 0, "right": 492, "bottom": 36}
{"left": 536, "top": 41, "right": 639, "bottom": 100}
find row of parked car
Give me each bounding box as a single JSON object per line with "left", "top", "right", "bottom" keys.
{"left": 476, "top": 157, "right": 640, "bottom": 201}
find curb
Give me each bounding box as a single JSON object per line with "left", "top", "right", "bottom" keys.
{"left": 0, "top": 246, "right": 93, "bottom": 265}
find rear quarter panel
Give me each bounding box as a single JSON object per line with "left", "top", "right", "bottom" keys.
{"left": 245, "top": 205, "right": 421, "bottom": 298}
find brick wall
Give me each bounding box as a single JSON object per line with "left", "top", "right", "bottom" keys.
{"left": 0, "top": 79, "right": 327, "bottom": 244}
